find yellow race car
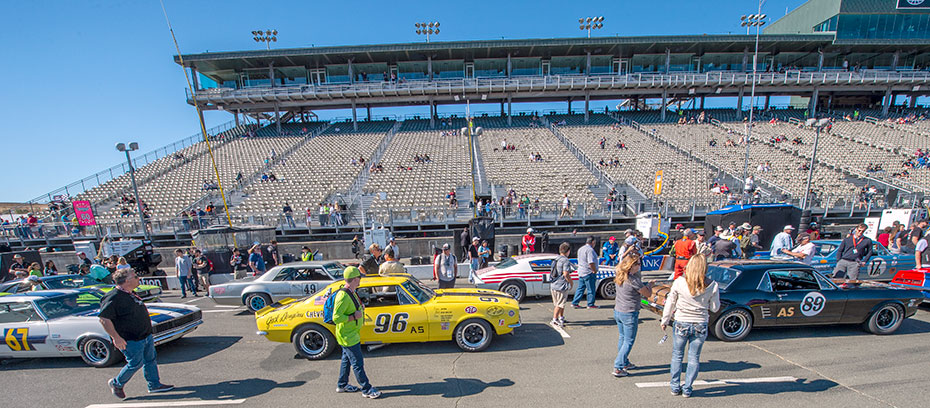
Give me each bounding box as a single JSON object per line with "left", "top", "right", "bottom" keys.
{"left": 255, "top": 276, "right": 521, "bottom": 359}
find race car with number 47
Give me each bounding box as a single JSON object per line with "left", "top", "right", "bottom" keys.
{"left": 642, "top": 260, "right": 923, "bottom": 342}
{"left": 209, "top": 261, "right": 345, "bottom": 312}
{"left": 255, "top": 276, "right": 520, "bottom": 359}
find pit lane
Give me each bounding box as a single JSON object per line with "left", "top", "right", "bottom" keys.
{"left": 3, "top": 279, "right": 929, "bottom": 408}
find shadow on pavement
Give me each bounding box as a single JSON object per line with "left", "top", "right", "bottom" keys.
{"left": 737, "top": 317, "right": 930, "bottom": 341}
{"left": 696, "top": 378, "right": 837, "bottom": 397}
{"left": 128, "top": 378, "right": 304, "bottom": 401}
{"left": 627, "top": 360, "right": 763, "bottom": 377}
{"left": 157, "top": 336, "right": 242, "bottom": 364}
{"left": 380, "top": 378, "right": 515, "bottom": 398}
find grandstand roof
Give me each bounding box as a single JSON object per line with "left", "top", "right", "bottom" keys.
{"left": 177, "top": 34, "right": 843, "bottom": 72}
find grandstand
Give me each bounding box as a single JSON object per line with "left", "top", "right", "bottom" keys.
{"left": 12, "top": 0, "right": 930, "bottom": 245}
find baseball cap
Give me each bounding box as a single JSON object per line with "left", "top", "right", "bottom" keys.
{"left": 609, "top": 236, "right": 616, "bottom": 241}
{"left": 442, "top": 243, "right": 450, "bottom": 250}
{"left": 715, "top": 226, "right": 724, "bottom": 232}
{"left": 696, "top": 230, "right": 706, "bottom": 236}
{"left": 344, "top": 266, "right": 361, "bottom": 280}
{"left": 797, "top": 232, "right": 811, "bottom": 240}
{"left": 526, "top": 228, "right": 534, "bottom": 233}
{"left": 624, "top": 229, "right": 634, "bottom": 235}
{"left": 675, "top": 223, "right": 684, "bottom": 229}
{"left": 472, "top": 237, "right": 480, "bottom": 242}
{"left": 753, "top": 226, "right": 763, "bottom": 231}
{"left": 784, "top": 225, "right": 796, "bottom": 230}
{"left": 624, "top": 236, "right": 638, "bottom": 245}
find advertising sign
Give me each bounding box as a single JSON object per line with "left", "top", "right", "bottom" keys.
{"left": 72, "top": 200, "right": 97, "bottom": 226}
{"left": 898, "top": 0, "right": 930, "bottom": 9}
{"left": 654, "top": 170, "right": 664, "bottom": 196}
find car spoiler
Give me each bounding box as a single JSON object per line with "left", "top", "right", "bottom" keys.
{"left": 255, "top": 297, "right": 298, "bottom": 317}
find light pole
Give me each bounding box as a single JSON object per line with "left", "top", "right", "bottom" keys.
{"left": 801, "top": 118, "right": 831, "bottom": 210}
{"left": 740, "top": 7, "right": 766, "bottom": 197}
{"left": 116, "top": 142, "right": 150, "bottom": 241}
{"left": 252, "top": 29, "right": 277, "bottom": 50}
{"left": 415, "top": 22, "right": 439, "bottom": 43}
{"left": 579, "top": 17, "right": 604, "bottom": 38}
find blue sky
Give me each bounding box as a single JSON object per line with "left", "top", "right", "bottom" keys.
{"left": 0, "top": 0, "right": 806, "bottom": 202}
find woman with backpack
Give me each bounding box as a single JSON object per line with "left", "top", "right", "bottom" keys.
{"left": 661, "top": 254, "right": 720, "bottom": 398}
{"left": 549, "top": 242, "right": 574, "bottom": 327}
{"left": 612, "top": 252, "right": 652, "bottom": 378}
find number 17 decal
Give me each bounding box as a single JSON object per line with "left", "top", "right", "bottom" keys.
{"left": 4, "top": 328, "right": 32, "bottom": 351}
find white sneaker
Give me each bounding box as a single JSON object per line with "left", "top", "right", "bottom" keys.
{"left": 549, "top": 319, "right": 561, "bottom": 327}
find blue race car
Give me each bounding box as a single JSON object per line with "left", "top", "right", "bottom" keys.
{"left": 809, "top": 240, "right": 916, "bottom": 281}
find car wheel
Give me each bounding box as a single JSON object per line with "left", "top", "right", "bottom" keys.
{"left": 244, "top": 293, "right": 272, "bottom": 313}
{"left": 454, "top": 318, "right": 494, "bottom": 352}
{"left": 863, "top": 303, "right": 904, "bottom": 335}
{"left": 598, "top": 280, "right": 616, "bottom": 300}
{"left": 79, "top": 337, "right": 121, "bottom": 368}
{"left": 293, "top": 324, "right": 336, "bottom": 360}
{"left": 499, "top": 280, "right": 525, "bottom": 302}
{"left": 712, "top": 308, "right": 753, "bottom": 342}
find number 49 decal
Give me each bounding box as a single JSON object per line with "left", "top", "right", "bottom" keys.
{"left": 4, "top": 327, "right": 32, "bottom": 351}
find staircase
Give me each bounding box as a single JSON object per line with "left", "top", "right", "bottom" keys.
{"left": 341, "top": 121, "right": 402, "bottom": 226}
{"left": 469, "top": 126, "right": 491, "bottom": 197}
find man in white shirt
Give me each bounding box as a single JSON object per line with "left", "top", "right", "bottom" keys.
{"left": 916, "top": 231, "right": 929, "bottom": 268}
{"left": 769, "top": 225, "right": 796, "bottom": 260}
{"left": 571, "top": 236, "right": 599, "bottom": 309}
{"left": 782, "top": 233, "right": 816, "bottom": 265}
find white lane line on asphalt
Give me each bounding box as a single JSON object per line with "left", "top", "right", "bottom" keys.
{"left": 549, "top": 322, "right": 571, "bottom": 338}
{"left": 746, "top": 342, "right": 896, "bottom": 407}
{"left": 183, "top": 297, "right": 206, "bottom": 304}
{"left": 213, "top": 305, "right": 241, "bottom": 308}
{"left": 86, "top": 399, "right": 246, "bottom": 408}
{"left": 635, "top": 376, "right": 798, "bottom": 388}
{"left": 202, "top": 309, "right": 244, "bottom": 313}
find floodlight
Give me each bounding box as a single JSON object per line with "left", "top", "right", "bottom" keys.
{"left": 435, "top": 22, "right": 439, "bottom": 27}
{"left": 580, "top": 25, "right": 585, "bottom": 30}
{"left": 272, "top": 30, "right": 278, "bottom": 35}
{"left": 579, "top": 18, "right": 584, "bottom": 23}
{"left": 416, "top": 29, "right": 422, "bottom": 34}
{"left": 598, "top": 16, "right": 604, "bottom": 22}
{"left": 586, "top": 17, "right": 592, "bottom": 23}
{"left": 741, "top": 15, "right": 747, "bottom": 20}
{"left": 435, "top": 29, "right": 439, "bottom": 34}
{"left": 129, "top": 142, "right": 139, "bottom": 151}
{"left": 597, "top": 23, "right": 603, "bottom": 28}
{"left": 272, "top": 37, "right": 277, "bottom": 42}
{"left": 415, "top": 23, "right": 420, "bottom": 28}
{"left": 428, "top": 29, "right": 434, "bottom": 34}
{"left": 116, "top": 143, "right": 126, "bottom": 152}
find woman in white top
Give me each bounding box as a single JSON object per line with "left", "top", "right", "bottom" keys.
{"left": 660, "top": 255, "right": 720, "bottom": 398}
{"left": 116, "top": 257, "right": 131, "bottom": 270}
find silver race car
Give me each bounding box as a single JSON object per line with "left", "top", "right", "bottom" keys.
{"left": 0, "top": 288, "right": 202, "bottom": 367}
{"left": 209, "top": 261, "right": 345, "bottom": 312}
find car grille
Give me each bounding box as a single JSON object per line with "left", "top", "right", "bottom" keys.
{"left": 154, "top": 310, "right": 202, "bottom": 334}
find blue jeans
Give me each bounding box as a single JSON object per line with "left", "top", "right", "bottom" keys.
{"left": 469, "top": 259, "right": 480, "bottom": 282}
{"left": 115, "top": 335, "right": 161, "bottom": 390}
{"left": 571, "top": 274, "right": 597, "bottom": 307}
{"left": 179, "top": 275, "right": 188, "bottom": 297}
{"left": 338, "top": 343, "right": 371, "bottom": 391}
{"left": 187, "top": 275, "right": 199, "bottom": 294}
{"left": 614, "top": 310, "right": 639, "bottom": 370}
{"left": 670, "top": 321, "right": 708, "bottom": 395}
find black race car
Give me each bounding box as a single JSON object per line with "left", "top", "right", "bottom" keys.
{"left": 643, "top": 260, "right": 923, "bottom": 342}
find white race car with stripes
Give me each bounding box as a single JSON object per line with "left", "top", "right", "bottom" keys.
{"left": 0, "top": 288, "right": 202, "bottom": 367}
{"left": 473, "top": 254, "right": 617, "bottom": 302}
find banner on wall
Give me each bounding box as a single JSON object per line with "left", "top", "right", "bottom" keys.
{"left": 72, "top": 200, "right": 97, "bottom": 226}
{"left": 898, "top": 0, "right": 930, "bottom": 9}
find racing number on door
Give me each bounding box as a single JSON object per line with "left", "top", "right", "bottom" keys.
{"left": 303, "top": 284, "right": 317, "bottom": 295}
{"left": 3, "top": 328, "right": 31, "bottom": 351}
{"left": 800, "top": 292, "right": 826, "bottom": 317}
{"left": 373, "top": 313, "right": 409, "bottom": 333}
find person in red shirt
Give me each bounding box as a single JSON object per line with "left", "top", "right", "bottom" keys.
{"left": 522, "top": 228, "right": 536, "bottom": 254}
{"left": 673, "top": 229, "right": 697, "bottom": 279}
{"left": 877, "top": 226, "right": 892, "bottom": 248}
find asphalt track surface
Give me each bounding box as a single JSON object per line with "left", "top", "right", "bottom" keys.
{"left": 3, "top": 278, "right": 930, "bottom": 408}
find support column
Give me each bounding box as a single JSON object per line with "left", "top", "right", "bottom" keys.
{"left": 909, "top": 94, "right": 917, "bottom": 108}
{"left": 268, "top": 63, "right": 275, "bottom": 88}
{"left": 736, "top": 86, "right": 745, "bottom": 113}
{"left": 367, "top": 105, "right": 372, "bottom": 121}
{"left": 235, "top": 109, "right": 240, "bottom": 126}
{"left": 661, "top": 89, "right": 668, "bottom": 122}
{"left": 826, "top": 94, "right": 833, "bottom": 110}
{"left": 882, "top": 87, "right": 893, "bottom": 118}
{"left": 817, "top": 49, "right": 824, "bottom": 72}
{"left": 764, "top": 95, "right": 771, "bottom": 110}
{"left": 892, "top": 51, "right": 900, "bottom": 72}
{"left": 507, "top": 53, "right": 512, "bottom": 78}
{"left": 568, "top": 97, "right": 572, "bottom": 113}
{"left": 351, "top": 99, "right": 358, "bottom": 131}
{"left": 586, "top": 52, "right": 592, "bottom": 76}
{"left": 664, "top": 49, "right": 671, "bottom": 74}
{"left": 348, "top": 59, "right": 354, "bottom": 84}
{"left": 428, "top": 56, "right": 433, "bottom": 81}
{"left": 584, "top": 91, "right": 590, "bottom": 123}
{"left": 274, "top": 104, "right": 281, "bottom": 135}
{"left": 507, "top": 95, "right": 512, "bottom": 126}
{"left": 742, "top": 48, "right": 749, "bottom": 72}
{"left": 430, "top": 98, "right": 436, "bottom": 129}
{"left": 700, "top": 96, "right": 705, "bottom": 109}
{"left": 191, "top": 67, "right": 200, "bottom": 90}
{"left": 809, "top": 88, "right": 819, "bottom": 117}
{"left": 500, "top": 100, "right": 505, "bottom": 116}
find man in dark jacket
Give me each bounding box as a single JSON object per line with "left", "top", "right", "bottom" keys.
{"left": 832, "top": 223, "right": 873, "bottom": 280}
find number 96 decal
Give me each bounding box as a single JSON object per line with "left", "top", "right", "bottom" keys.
{"left": 800, "top": 292, "right": 826, "bottom": 317}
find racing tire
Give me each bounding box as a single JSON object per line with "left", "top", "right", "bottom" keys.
{"left": 79, "top": 336, "right": 121, "bottom": 368}
{"left": 499, "top": 280, "right": 526, "bottom": 302}
{"left": 244, "top": 293, "right": 272, "bottom": 313}
{"left": 863, "top": 302, "right": 904, "bottom": 335}
{"left": 598, "top": 280, "right": 616, "bottom": 300}
{"left": 712, "top": 308, "right": 753, "bottom": 342}
{"left": 293, "top": 324, "right": 337, "bottom": 360}
{"left": 454, "top": 318, "right": 494, "bottom": 352}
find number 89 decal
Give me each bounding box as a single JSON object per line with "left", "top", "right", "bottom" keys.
{"left": 800, "top": 292, "right": 826, "bottom": 317}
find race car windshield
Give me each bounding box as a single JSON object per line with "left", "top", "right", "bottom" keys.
{"left": 44, "top": 277, "right": 86, "bottom": 290}
{"left": 402, "top": 280, "right": 434, "bottom": 303}
{"left": 706, "top": 266, "right": 739, "bottom": 291}
{"left": 35, "top": 292, "right": 103, "bottom": 320}
{"left": 325, "top": 264, "right": 344, "bottom": 279}
{"left": 495, "top": 258, "right": 518, "bottom": 269}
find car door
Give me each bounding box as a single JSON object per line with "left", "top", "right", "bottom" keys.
{"left": 0, "top": 301, "right": 55, "bottom": 358}
{"left": 885, "top": 243, "right": 916, "bottom": 278}
{"left": 266, "top": 268, "right": 298, "bottom": 299}
{"left": 527, "top": 258, "right": 556, "bottom": 296}
{"left": 356, "top": 285, "right": 428, "bottom": 344}
{"left": 288, "top": 268, "right": 329, "bottom": 297}
{"left": 862, "top": 243, "right": 895, "bottom": 281}
{"left": 768, "top": 268, "right": 847, "bottom": 325}
{"left": 747, "top": 272, "right": 782, "bottom": 327}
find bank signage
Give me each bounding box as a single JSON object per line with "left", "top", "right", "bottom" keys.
{"left": 898, "top": 0, "right": 930, "bottom": 9}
